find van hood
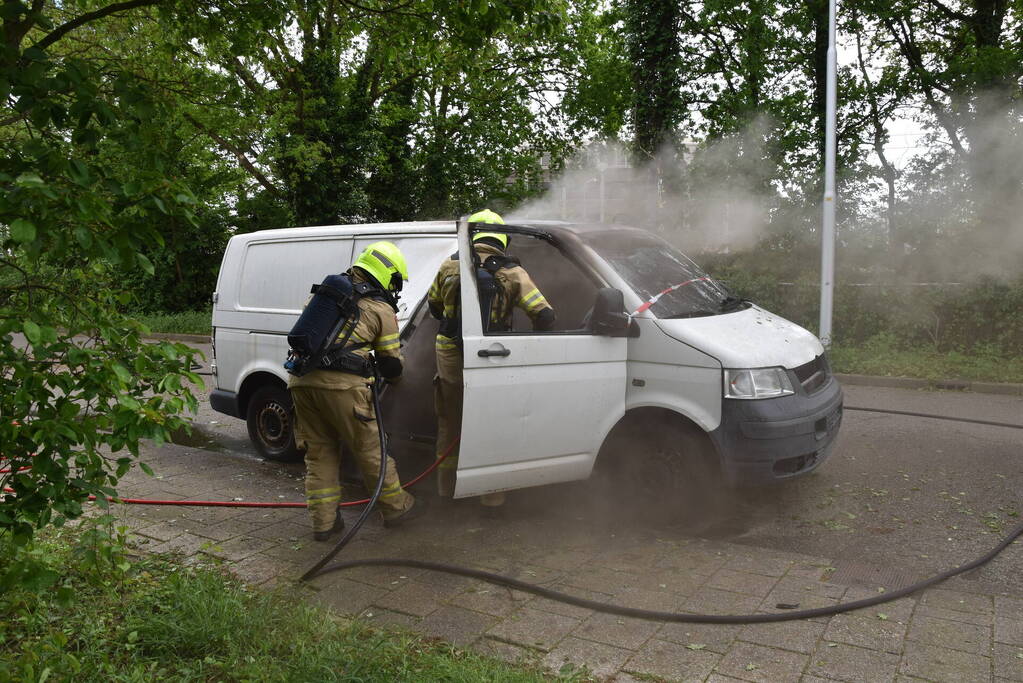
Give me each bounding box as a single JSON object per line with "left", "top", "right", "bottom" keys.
{"left": 654, "top": 306, "right": 823, "bottom": 369}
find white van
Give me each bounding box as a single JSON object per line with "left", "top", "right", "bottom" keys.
{"left": 209, "top": 219, "right": 843, "bottom": 500}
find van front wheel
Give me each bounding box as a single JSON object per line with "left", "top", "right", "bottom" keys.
{"left": 246, "top": 384, "right": 304, "bottom": 463}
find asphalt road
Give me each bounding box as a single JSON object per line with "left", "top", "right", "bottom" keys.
{"left": 182, "top": 341, "right": 1023, "bottom": 595}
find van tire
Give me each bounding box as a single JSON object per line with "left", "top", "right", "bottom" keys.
{"left": 246, "top": 384, "right": 304, "bottom": 463}
{"left": 594, "top": 422, "right": 721, "bottom": 523}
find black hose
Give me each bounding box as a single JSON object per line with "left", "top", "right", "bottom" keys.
{"left": 307, "top": 520, "right": 1023, "bottom": 623}
{"left": 845, "top": 405, "right": 1023, "bottom": 430}
{"left": 300, "top": 374, "right": 389, "bottom": 582}
{"left": 303, "top": 403, "right": 1023, "bottom": 622}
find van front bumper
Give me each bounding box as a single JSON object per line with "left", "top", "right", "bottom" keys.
{"left": 710, "top": 378, "right": 843, "bottom": 487}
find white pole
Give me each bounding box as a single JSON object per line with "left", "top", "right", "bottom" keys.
{"left": 819, "top": 0, "right": 837, "bottom": 347}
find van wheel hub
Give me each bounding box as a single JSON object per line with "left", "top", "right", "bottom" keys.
{"left": 257, "top": 401, "right": 290, "bottom": 448}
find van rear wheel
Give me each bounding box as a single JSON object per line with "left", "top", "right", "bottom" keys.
{"left": 246, "top": 384, "right": 304, "bottom": 462}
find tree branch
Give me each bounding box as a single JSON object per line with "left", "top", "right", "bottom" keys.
{"left": 31, "top": 0, "right": 163, "bottom": 53}
{"left": 181, "top": 112, "right": 281, "bottom": 196}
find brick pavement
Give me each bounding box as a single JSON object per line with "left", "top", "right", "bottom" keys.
{"left": 114, "top": 442, "right": 1023, "bottom": 682}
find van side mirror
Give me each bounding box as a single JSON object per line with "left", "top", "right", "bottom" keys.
{"left": 589, "top": 288, "right": 637, "bottom": 337}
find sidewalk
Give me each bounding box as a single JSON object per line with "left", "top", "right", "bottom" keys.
{"left": 114, "top": 442, "right": 1023, "bottom": 683}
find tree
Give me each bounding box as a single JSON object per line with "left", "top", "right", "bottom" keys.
{"left": 1, "top": 0, "right": 205, "bottom": 586}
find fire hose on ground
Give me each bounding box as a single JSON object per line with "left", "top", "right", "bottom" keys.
{"left": 2, "top": 403, "right": 1022, "bottom": 623}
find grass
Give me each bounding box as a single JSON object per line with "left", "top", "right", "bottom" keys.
{"left": 0, "top": 525, "right": 588, "bottom": 683}
{"left": 829, "top": 339, "right": 1023, "bottom": 384}
{"left": 137, "top": 310, "right": 210, "bottom": 336}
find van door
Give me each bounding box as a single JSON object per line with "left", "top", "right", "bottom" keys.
{"left": 454, "top": 221, "right": 629, "bottom": 497}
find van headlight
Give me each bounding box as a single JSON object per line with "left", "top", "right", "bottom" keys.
{"left": 723, "top": 367, "right": 795, "bottom": 399}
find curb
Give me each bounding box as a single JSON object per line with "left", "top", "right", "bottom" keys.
{"left": 146, "top": 332, "right": 211, "bottom": 343}
{"left": 835, "top": 373, "right": 1023, "bottom": 397}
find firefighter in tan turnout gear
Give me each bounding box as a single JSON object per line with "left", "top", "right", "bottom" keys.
{"left": 428, "top": 209, "right": 555, "bottom": 507}
{"left": 289, "top": 242, "right": 425, "bottom": 540}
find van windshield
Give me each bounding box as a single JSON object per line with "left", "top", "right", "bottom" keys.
{"left": 582, "top": 230, "right": 736, "bottom": 318}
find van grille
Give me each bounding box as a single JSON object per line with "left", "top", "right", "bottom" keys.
{"left": 793, "top": 354, "right": 830, "bottom": 394}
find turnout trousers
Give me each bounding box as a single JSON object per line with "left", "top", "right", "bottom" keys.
{"left": 291, "top": 384, "right": 413, "bottom": 531}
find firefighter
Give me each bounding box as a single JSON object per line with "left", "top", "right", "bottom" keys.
{"left": 428, "top": 209, "right": 555, "bottom": 507}
{"left": 289, "top": 241, "right": 425, "bottom": 540}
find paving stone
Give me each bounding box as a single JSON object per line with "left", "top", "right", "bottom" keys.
{"left": 372, "top": 579, "right": 460, "bottom": 618}
{"left": 451, "top": 583, "right": 531, "bottom": 617}
{"left": 841, "top": 588, "right": 918, "bottom": 623}
{"left": 562, "top": 567, "right": 637, "bottom": 595}
{"left": 358, "top": 607, "right": 420, "bottom": 631}
{"left": 713, "top": 640, "right": 809, "bottom": 682}
{"left": 230, "top": 552, "right": 289, "bottom": 585}
{"left": 245, "top": 520, "right": 310, "bottom": 543}
{"left": 658, "top": 622, "right": 743, "bottom": 654}
{"left": 824, "top": 612, "right": 909, "bottom": 654}
{"left": 724, "top": 553, "right": 796, "bottom": 578}
{"left": 335, "top": 563, "right": 423, "bottom": 589}
{"left": 992, "top": 642, "right": 1023, "bottom": 681}
{"left": 807, "top": 641, "right": 900, "bottom": 682}
{"left": 772, "top": 576, "right": 848, "bottom": 600}
{"left": 146, "top": 532, "right": 210, "bottom": 556}
{"left": 529, "top": 548, "right": 596, "bottom": 572}
{"left": 740, "top": 619, "right": 827, "bottom": 655}
{"left": 474, "top": 635, "right": 543, "bottom": 667}
{"left": 996, "top": 596, "right": 1023, "bottom": 619}
{"left": 134, "top": 521, "right": 185, "bottom": 542}
{"left": 907, "top": 614, "right": 992, "bottom": 655}
{"left": 656, "top": 547, "right": 729, "bottom": 576}
{"left": 625, "top": 568, "right": 708, "bottom": 597}
{"left": 899, "top": 640, "right": 993, "bottom": 683}
{"left": 997, "top": 617, "right": 1023, "bottom": 646}
{"left": 915, "top": 603, "right": 992, "bottom": 626}
{"left": 486, "top": 607, "right": 580, "bottom": 652}
{"left": 544, "top": 636, "right": 634, "bottom": 679}
{"left": 571, "top": 612, "right": 662, "bottom": 651}
{"left": 706, "top": 675, "right": 751, "bottom": 683}
{"left": 706, "top": 569, "right": 781, "bottom": 598}
{"left": 920, "top": 588, "right": 994, "bottom": 616}
{"left": 523, "top": 587, "right": 604, "bottom": 620}
{"left": 317, "top": 577, "right": 388, "bottom": 617}
{"left": 786, "top": 562, "right": 832, "bottom": 581}
{"left": 414, "top": 605, "right": 498, "bottom": 647}
{"left": 759, "top": 589, "right": 842, "bottom": 621}
{"left": 201, "top": 534, "right": 276, "bottom": 562}
{"left": 190, "top": 517, "right": 265, "bottom": 541}
{"left": 685, "top": 588, "right": 763, "bottom": 616}
{"left": 624, "top": 638, "right": 721, "bottom": 682}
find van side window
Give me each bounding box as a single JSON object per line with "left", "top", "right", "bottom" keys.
{"left": 476, "top": 234, "right": 599, "bottom": 334}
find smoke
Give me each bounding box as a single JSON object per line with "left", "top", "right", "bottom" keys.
{"left": 508, "top": 119, "right": 781, "bottom": 255}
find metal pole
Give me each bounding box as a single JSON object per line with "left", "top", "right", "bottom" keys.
{"left": 819, "top": 0, "right": 837, "bottom": 347}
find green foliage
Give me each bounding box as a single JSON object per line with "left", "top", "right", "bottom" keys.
{"left": 1, "top": 1, "right": 202, "bottom": 584}
{"left": 0, "top": 528, "right": 586, "bottom": 682}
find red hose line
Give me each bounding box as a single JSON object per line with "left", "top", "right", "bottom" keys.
{"left": 2, "top": 437, "right": 460, "bottom": 509}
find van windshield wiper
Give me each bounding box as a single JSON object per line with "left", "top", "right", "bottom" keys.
{"left": 719, "top": 296, "right": 750, "bottom": 312}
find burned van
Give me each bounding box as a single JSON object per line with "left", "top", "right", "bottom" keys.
{"left": 209, "top": 219, "right": 842, "bottom": 499}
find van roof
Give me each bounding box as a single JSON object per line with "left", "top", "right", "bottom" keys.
{"left": 231, "top": 219, "right": 649, "bottom": 244}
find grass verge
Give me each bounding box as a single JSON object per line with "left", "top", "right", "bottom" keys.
{"left": 137, "top": 310, "right": 210, "bottom": 336}
{"left": 0, "top": 523, "right": 588, "bottom": 682}
{"left": 830, "top": 337, "right": 1023, "bottom": 384}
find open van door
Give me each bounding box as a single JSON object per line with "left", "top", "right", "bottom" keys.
{"left": 454, "top": 220, "right": 629, "bottom": 497}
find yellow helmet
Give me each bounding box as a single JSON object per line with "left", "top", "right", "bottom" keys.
{"left": 468, "top": 209, "right": 508, "bottom": 250}
{"left": 353, "top": 241, "right": 408, "bottom": 292}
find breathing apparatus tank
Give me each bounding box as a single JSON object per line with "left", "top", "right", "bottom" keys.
{"left": 284, "top": 273, "right": 362, "bottom": 377}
